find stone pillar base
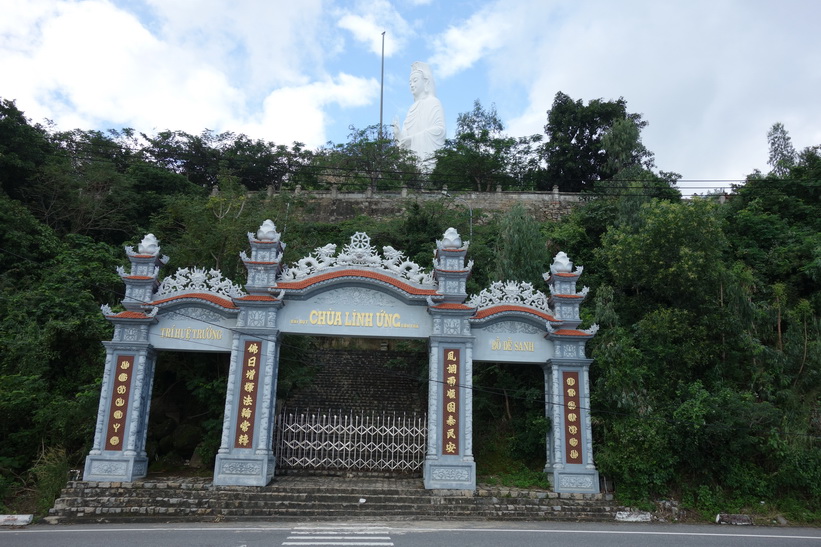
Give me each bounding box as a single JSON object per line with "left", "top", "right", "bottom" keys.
{"left": 423, "top": 461, "right": 476, "bottom": 490}
{"left": 213, "top": 454, "right": 275, "bottom": 486}
{"left": 552, "top": 468, "right": 600, "bottom": 493}
{"left": 83, "top": 454, "right": 148, "bottom": 482}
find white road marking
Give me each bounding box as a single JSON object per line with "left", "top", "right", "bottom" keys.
{"left": 283, "top": 525, "right": 394, "bottom": 546}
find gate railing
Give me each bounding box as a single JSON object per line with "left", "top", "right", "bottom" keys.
{"left": 274, "top": 409, "right": 427, "bottom": 473}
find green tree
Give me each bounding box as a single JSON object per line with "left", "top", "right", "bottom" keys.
{"left": 493, "top": 203, "right": 546, "bottom": 285}
{"left": 314, "top": 125, "right": 420, "bottom": 192}
{"left": 0, "top": 98, "right": 54, "bottom": 200}
{"left": 767, "top": 122, "right": 797, "bottom": 177}
{"left": 432, "top": 100, "right": 541, "bottom": 192}
{"left": 542, "top": 92, "right": 648, "bottom": 192}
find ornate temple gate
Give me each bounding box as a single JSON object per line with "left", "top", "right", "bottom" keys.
{"left": 84, "top": 220, "right": 600, "bottom": 493}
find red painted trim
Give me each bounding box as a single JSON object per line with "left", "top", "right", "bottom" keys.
{"left": 276, "top": 269, "right": 439, "bottom": 296}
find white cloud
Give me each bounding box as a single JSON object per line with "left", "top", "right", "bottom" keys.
{"left": 241, "top": 73, "right": 379, "bottom": 146}
{"left": 428, "top": 4, "right": 514, "bottom": 78}
{"left": 488, "top": 0, "right": 821, "bottom": 182}
{"left": 336, "top": 0, "right": 412, "bottom": 57}
{"left": 0, "top": 0, "right": 247, "bottom": 132}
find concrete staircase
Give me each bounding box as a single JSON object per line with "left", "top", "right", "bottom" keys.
{"left": 47, "top": 475, "right": 621, "bottom": 524}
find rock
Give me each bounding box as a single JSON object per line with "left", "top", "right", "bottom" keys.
{"left": 1, "top": 514, "right": 33, "bottom": 526}
{"left": 715, "top": 513, "right": 753, "bottom": 525}
{"left": 615, "top": 510, "right": 652, "bottom": 522}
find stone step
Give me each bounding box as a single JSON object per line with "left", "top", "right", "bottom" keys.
{"left": 48, "top": 476, "right": 623, "bottom": 524}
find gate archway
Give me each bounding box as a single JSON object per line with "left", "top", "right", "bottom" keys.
{"left": 83, "top": 220, "right": 600, "bottom": 493}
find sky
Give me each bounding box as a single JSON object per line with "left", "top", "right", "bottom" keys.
{"left": 2, "top": 0, "right": 820, "bottom": 194}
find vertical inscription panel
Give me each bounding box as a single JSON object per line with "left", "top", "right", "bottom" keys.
{"left": 234, "top": 340, "right": 263, "bottom": 449}
{"left": 563, "top": 371, "right": 583, "bottom": 464}
{"left": 442, "top": 348, "right": 460, "bottom": 456}
{"left": 105, "top": 355, "right": 135, "bottom": 451}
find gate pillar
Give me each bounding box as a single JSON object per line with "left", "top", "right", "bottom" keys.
{"left": 84, "top": 237, "right": 164, "bottom": 482}
{"left": 544, "top": 254, "right": 600, "bottom": 493}
{"left": 424, "top": 228, "right": 476, "bottom": 489}
{"left": 213, "top": 222, "right": 285, "bottom": 486}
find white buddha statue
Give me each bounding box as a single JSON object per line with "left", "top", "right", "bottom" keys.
{"left": 393, "top": 61, "right": 446, "bottom": 168}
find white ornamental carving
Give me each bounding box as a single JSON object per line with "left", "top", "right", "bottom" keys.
{"left": 467, "top": 281, "right": 551, "bottom": 312}
{"left": 222, "top": 461, "right": 262, "bottom": 475}
{"left": 310, "top": 287, "right": 395, "bottom": 306}
{"left": 280, "top": 232, "right": 435, "bottom": 286}
{"left": 253, "top": 219, "right": 281, "bottom": 242}
{"left": 431, "top": 467, "right": 471, "bottom": 481}
{"left": 156, "top": 267, "right": 245, "bottom": 299}
{"left": 482, "top": 321, "right": 541, "bottom": 334}
{"left": 559, "top": 474, "right": 595, "bottom": 489}
{"left": 90, "top": 461, "right": 127, "bottom": 475}
{"left": 444, "top": 318, "right": 461, "bottom": 335}
{"left": 168, "top": 308, "right": 224, "bottom": 322}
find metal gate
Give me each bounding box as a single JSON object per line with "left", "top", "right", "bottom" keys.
{"left": 274, "top": 409, "right": 427, "bottom": 473}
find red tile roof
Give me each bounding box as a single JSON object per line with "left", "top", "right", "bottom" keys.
{"left": 235, "top": 295, "right": 278, "bottom": 302}
{"left": 151, "top": 292, "right": 237, "bottom": 309}
{"left": 551, "top": 329, "right": 591, "bottom": 336}
{"left": 430, "top": 303, "right": 474, "bottom": 310}
{"left": 276, "top": 269, "right": 438, "bottom": 296}
{"left": 123, "top": 275, "right": 154, "bottom": 280}
{"left": 472, "top": 305, "right": 557, "bottom": 322}
{"left": 108, "top": 311, "right": 152, "bottom": 319}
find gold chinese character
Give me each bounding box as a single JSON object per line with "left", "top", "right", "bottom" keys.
{"left": 570, "top": 449, "right": 579, "bottom": 459}
{"left": 238, "top": 434, "right": 249, "bottom": 446}
{"left": 447, "top": 350, "right": 455, "bottom": 361}
{"left": 567, "top": 400, "right": 577, "bottom": 410}
{"left": 567, "top": 413, "right": 577, "bottom": 422}
{"left": 113, "top": 423, "right": 121, "bottom": 432}
{"left": 447, "top": 364, "right": 457, "bottom": 374}
{"left": 568, "top": 425, "right": 578, "bottom": 435}
{"left": 113, "top": 410, "right": 123, "bottom": 420}
{"left": 115, "top": 397, "right": 125, "bottom": 407}
{"left": 248, "top": 343, "right": 259, "bottom": 354}
{"left": 446, "top": 389, "right": 456, "bottom": 399}
{"left": 116, "top": 385, "right": 127, "bottom": 395}
{"left": 447, "top": 402, "right": 456, "bottom": 413}
{"left": 447, "top": 376, "right": 457, "bottom": 386}
{"left": 446, "top": 415, "right": 456, "bottom": 426}
{"left": 566, "top": 377, "right": 575, "bottom": 386}
{"left": 118, "top": 373, "right": 128, "bottom": 382}
{"left": 243, "top": 395, "right": 253, "bottom": 406}
{"left": 109, "top": 436, "right": 120, "bottom": 446}
{"left": 247, "top": 356, "right": 257, "bottom": 368}
{"left": 244, "top": 381, "right": 255, "bottom": 393}
{"left": 245, "top": 369, "right": 256, "bottom": 380}
{"left": 447, "top": 429, "right": 456, "bottom": 439}
{"left": 241, "top": 408, "right": 252, "bottom": 419}
{"left": 445, "top": 442, "right": 457, "bottom": 454}
{"left": 120, "top": 360, "right": 131, "bottom": 370}
{"left": 569, "top": 437, "right": 578, "bottom": 447}
{"left": 567, "top": 388, "right": 576, "bottom": 397}
{"left": 240, "top": 420, "right": 251, "bottom": 432}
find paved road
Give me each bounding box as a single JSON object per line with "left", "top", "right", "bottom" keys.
{"left": 2, "top": 521, "right": 820, "bottom": 547}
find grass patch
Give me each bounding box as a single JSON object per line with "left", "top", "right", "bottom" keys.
{"left": 480, "top": 462, "right": 551, "bottom": 490}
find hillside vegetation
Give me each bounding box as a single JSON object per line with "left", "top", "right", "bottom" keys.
{"left": 1, "top": 96, "right": 819, "bottom": 521}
